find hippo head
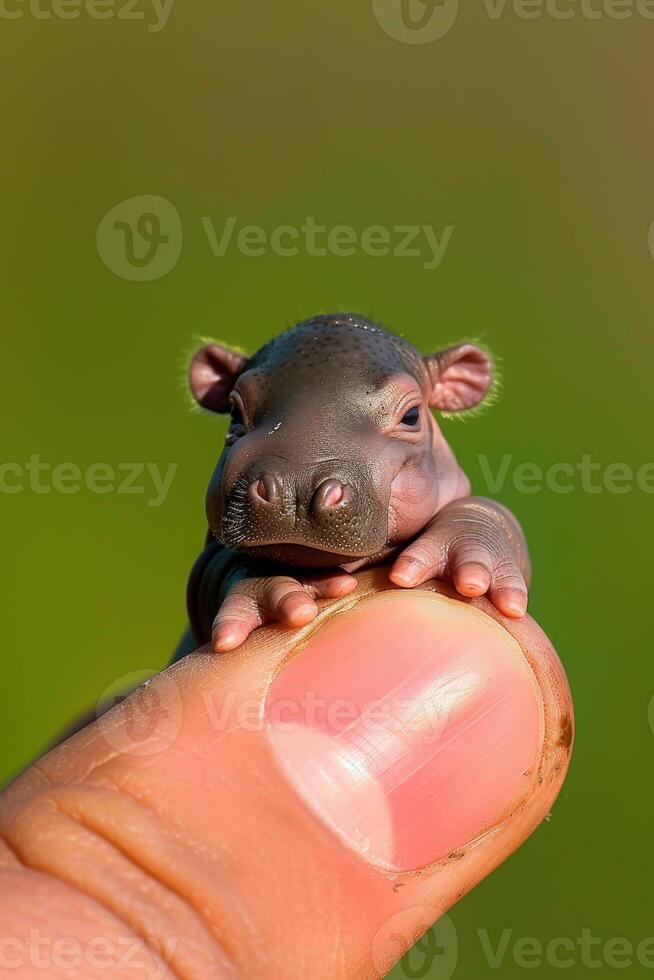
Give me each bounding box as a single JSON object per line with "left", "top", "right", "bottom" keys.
{"left": 189, "top": 313, "right": 492, "bottom": 567}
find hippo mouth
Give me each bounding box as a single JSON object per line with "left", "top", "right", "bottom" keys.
{"left": 217, "top": 511, "right": 389, "bottom": 566}
{"left": 232, "top": 540, "right": 389, "bottom": 568}
{"left": 223, "top": 528, "right": 388, "bottom": 566}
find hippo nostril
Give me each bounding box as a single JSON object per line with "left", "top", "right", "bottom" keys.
{"left": 322, "top": 481, "right": 343, "bottom": 507}
{"left": 311, "top": 479, "right": 351, "bottom": 516}
{"left": 251, "top": 473, "right": 282, "bottom": 509}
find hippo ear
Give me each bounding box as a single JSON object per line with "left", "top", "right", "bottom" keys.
{"left": 189, "top": 344, "right": 249, "bottom": 413}
{"left": 423, "top": 343, "right": 492, "bottom": 412}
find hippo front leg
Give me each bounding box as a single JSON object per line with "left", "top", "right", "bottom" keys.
{"left": 186, "top": 538, "right": 358, "bottom": 654}
{"left": 389, "top": 497, "right": 531, "bottom": 618}
{"left": 211, "top": 568, "right": 358, "bottom": 652}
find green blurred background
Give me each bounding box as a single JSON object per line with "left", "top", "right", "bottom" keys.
{"left": 1, "top": 1, "right": 652, "bottom": 975}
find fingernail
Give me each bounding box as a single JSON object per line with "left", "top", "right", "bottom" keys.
{"left": 389, "top": 560, "right": 421, "bottom": 585}
{"left": 212, "top": 626, "right": 229, "bottom": 645}
{"left": 458, "top": 581, "right": 485, "bottom": 596}
{"left": 213, "top": 633, "right": 235, "bottom": 652}
{"left": 213, "top": 623, "right": 246, "bottom": 651}
{"left": 266, "top": 591, "right": 543, "bottom": 871}
{"left": 286, "top": 601, "right": 317, "bottom": 626}
{"left": 501, "top": 593, "right": 528, "bottom": 618}
{"left": 458, "top": 567, "right": 491, "bottom": 594}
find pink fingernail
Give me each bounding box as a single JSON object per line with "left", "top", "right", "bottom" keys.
{"left": 212, "top": 628, "right": 233, "bottom": 648}
{"left": 266, "top": 592, "right": 543, "bottom": 871}
{"left": 390, "top": 561, "right": 419, "bottom": 585}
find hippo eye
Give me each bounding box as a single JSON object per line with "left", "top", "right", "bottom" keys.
{"left": 230, "top": 404, "right": 244, "bottom": 427}
{"left": 226, "top": 401, "right": 247, "bottom": 444}
{"left": 400, "top": 406, "right": 420, "bottom": 427}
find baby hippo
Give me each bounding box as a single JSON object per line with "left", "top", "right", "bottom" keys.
{"left": 185, "top": 313, "right": 531, "bottom": 653}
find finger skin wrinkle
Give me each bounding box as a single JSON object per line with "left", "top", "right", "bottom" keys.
{"left": 465, "top": 498, "right": 531, "bottom": 583}
{"left": 0, "top": 866, "right": 176, "bottom": 979}
{"left": 0, "top": 831, "right": 24, "bottom": 868}
{"left": 40, "top": 743, "right": 134, "bottom": 787}
{"left": 0, "top": 784, "right": 239, "bottom": 979}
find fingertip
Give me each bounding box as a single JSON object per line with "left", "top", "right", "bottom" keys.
{"left": 212, "top": 623, "right": 248, "bottom": 653}
{"left": 316, "top": 574, "right": 358, "bottom": 599}
{"left": 266, "top": 587, "right": 553, "bottom": 882}
{"left": 452, "top": 562, "right": 492, "bottom": 598}
{"left": 389, "top": 559, "right": 423, "bottom": 587}
{"left": 281, "top": 595, "right": 318, "bottom": 627}
{"left": 455, "top": 580, "right": 486, "bottom": 597}
{"left": 212, "top": 636, "right": 235, "bottom": 653}
{"left": 494, "top": 591, "right": 528, "bottom": 619}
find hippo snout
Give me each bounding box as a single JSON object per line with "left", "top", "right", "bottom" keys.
{"left": 250, "top": 473, "right": 352, "bottom": 516}
{"left": 214, "top": 460, "right": 386, "bottom": 565}
{"left": 242, "top": 467, "right": 361, "bottom": 529}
